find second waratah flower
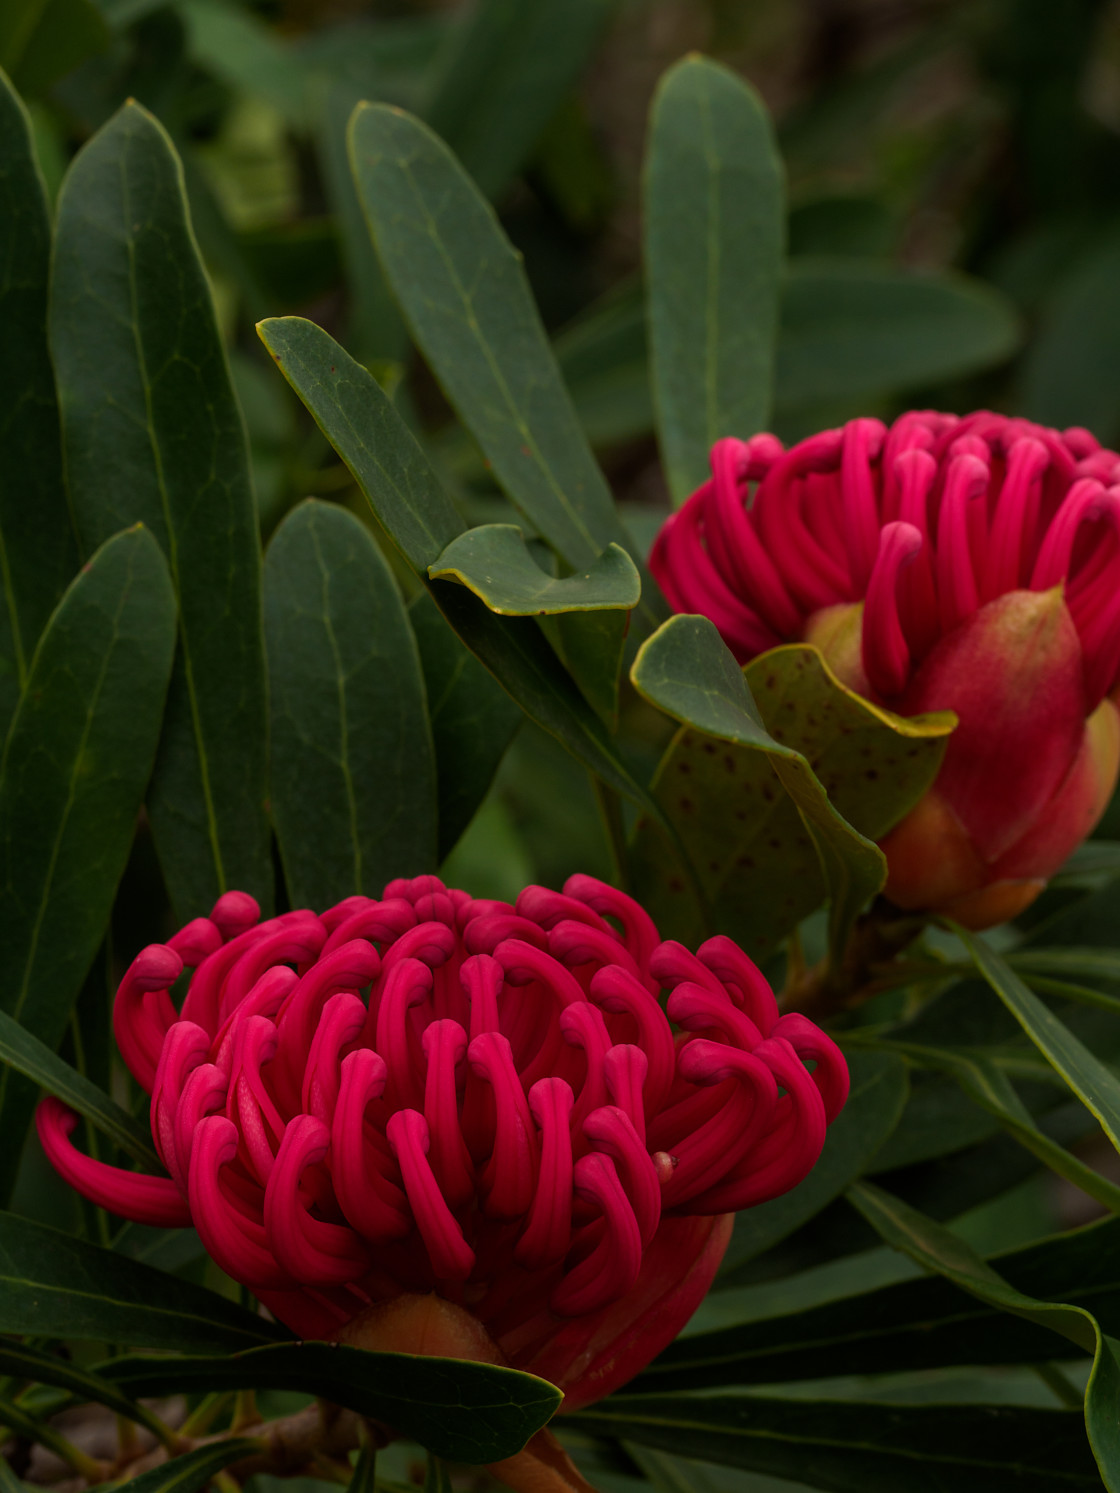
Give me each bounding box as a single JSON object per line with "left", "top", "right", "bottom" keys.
{"left": 39, "top": 875, "right": 847, "bottom": 1413}
{"left": 651, "top": 411, "right": 1120, "bottom": 928}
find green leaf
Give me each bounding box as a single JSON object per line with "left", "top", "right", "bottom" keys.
{"left": 407, "top": 590, "right": 521, "bottom": 861}
{"left": 960, "top": 929, "right": 1120, "bottom": 1157}
{"left": 0, "top": 1007, "right": 157, "bottom": 1170}
{"left": 644, "top": 56, "right": 784, "bottom": 504}
{"left": 430, "top": 526, "right": 640, "bottom": 614}
{"left": 257, "top": 317, "right": 662, "bottom": 816}
{"left": 629, "top": 614, "right": 774, "bottom": 749}
{"left": 424, "top": 0, "right": 614, "bottom": 201}
{"left": 0, "top": 526, "right": 175, "bottom": 1197}
{"left": 347, "top": 102, "right": 633, "bottom": 574}
{"left": 549, "top": 607, "right": 629, "bottom": 727}
{"left": 0, "top": 66, "right": 77, "bottom": 743}
{"left": 865, "top": 1035, "right": 1120, "bottom": 1215}
{"left": 777, "top": 259, "right": 1021, "bottom": 409}
{"left": 257, "top": 317, "right": 462, "bottom": 575}
{"left": 849, "top": 1181, "right": 1120, "bottom": 1490}
{"left": 109, "top": 1440, "right": 261, "bottom": 1493}
{"left": 566, "top": 1397, "right": 1099, "bottom": 1493}
{"left": 50, "top": 100, "right": 271, "bottom": 921}
{"left": 103, "top": 1344, "right": 561, "bottom": 1465}
{"left": 0, "top": 0, "right": 108, "bottom": 97}
{"left": 0, "top": 1341, "right": 170, "bottom": 1445}
{"left": 718, "top": 1050, "right": 909, "bottom": 1285}
{"left": 631, "top": 621, "right": 949, "bottom": 958}
{"left": 638, "top": 1212, "right": 1120, "bottom": 1393}
{"left": 263, "top": 499, "right": 437, "bottom": 908}
{"left": 430, "top": 580, "right": 659, "bottom": 812}
{"left": 0, "top": 1210, "right": 285, "bottom": 1351}
{"left": 848, "top": 1180, "right": 1096, "bottom": 1353}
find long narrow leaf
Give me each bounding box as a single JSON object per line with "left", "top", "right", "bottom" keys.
{"left": 0, "top": 66, "right": 76, "bottom": 741}
{"left": 264, "top": 499, "right": 437, "bottom": 906}
{"left": 0, "top": 1210, "right": 285, "bottom": 1352}
{"left": 0, "top": 1007, "right": 157, "bottom": 1169}
{"left": 348, "top": 102, "right": 634, "bottom": 575}
{"left": 645, "top": 55, "right": 784, "bottom": 503}
{"left": 0, "top": 526, "right": 175, "bottom": 1198}
{"left": 50, "top": 99, "right": 270, "bottom": 920}
{"left": 961, "top": 929, "right": 1120, "bottom": 1155}
{"left": 567, "top": 1397, "right": 1099, "bottom": 1493}
{"left": 103, "top": 1343, "right": 561, "bottom": 1464}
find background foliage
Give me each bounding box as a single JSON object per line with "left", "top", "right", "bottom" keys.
{"left": 9, "top": 1, "right": 1120, "bottom": 1491}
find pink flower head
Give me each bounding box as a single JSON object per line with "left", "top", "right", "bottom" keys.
{"left": 651, "top": 413, "right": 1120, "bottom": 928}
{"left": 39, "top": 875, "right": 847, "bottom": 1410}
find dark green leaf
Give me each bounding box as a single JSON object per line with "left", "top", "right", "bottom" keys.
{"left": 0, "top": 1007, "right": 157, "bottom": 1169}
{"left": 108, "top": 1440, "right": 261, "bottom": 1493}
{"left": 719, "top": 1051, "right": 909, "bottom": 1284}
{"left": 849, "top": 1182, "right": 1120, "bottom": 1489}
{"left": 430, "top": 526, "right": 640, "bottom": 614}
{"left": 0, "top": 1210, "right": 285, "bottom": 1351}
{"left": 407, "top": 591, "right": 521, "bottom": 860}
{"left": 103, "top": 1343, "right": 561, "bottom": 1465}
{"left": 567, "top": 1397, "right": 1099, "bottom": 1493}
{"left": 257, "top": 318, "right": 662, "bottom": 814}
{"left": 0, "top": 66, "right": 77, "bottom": 742}
{"left": 429, "top": 580, "right": 660, "bottom": 811}
{"left": 0, "top": 0, "right": 108, "bottom": 96}
{"left": 637, "top": 1214, "right": 1120, "bottom": 1393}
{"left": 0, "top": 526, "right": 175, "bottom": 1197}
{"left": 424, "top": 0, "right": 614, "bottom": 201}
{"left": 257, "top": 317, "right": 462, "bottom": 575}
{"left": 645, "top": 56, "right": 784, "bottom": 503}
{"left": 848, "top": 1180, "right": 1096, "bottom": 1353}
{"left": 864, "top": 1036, "right": 1120, "bottom": 1214}
{"left": 777, "top": 260, "right": 1022, "bottom": 409}
{"left": 50, "top": 100, "right": 271, "bottom": 921}
{"left": 348, "top": 103, "right": 632, "bottom": 574}
{"left": 961, "top": 930, "right": 1120, "bottom": 1156}
{"left": 629, "top": 615, "right": 774, "bottom": 749}
{"left": 263, "top": 499, "right": 437, "bottom": 908}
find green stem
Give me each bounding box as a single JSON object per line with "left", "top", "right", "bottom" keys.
{"left": 0, "top": 1396, "right": 105, "bottom": 1483}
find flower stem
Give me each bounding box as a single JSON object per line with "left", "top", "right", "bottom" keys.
{"left": 780, "top": 899, "right": 928, "bottom": 1021}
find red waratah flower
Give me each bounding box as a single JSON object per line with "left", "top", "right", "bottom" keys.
{"left": 38, "top": 875, "right": 847, "bottom": 1412}
{"left": 650, "top": 412, "right": 1120, "bottom": 929}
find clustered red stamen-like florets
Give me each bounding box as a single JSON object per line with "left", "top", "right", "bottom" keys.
{"left": 651, "top": 412, "right": 1120, "bottom": 707}
{"left": 39, "top": 874, "right": 846, "bottom": 1403}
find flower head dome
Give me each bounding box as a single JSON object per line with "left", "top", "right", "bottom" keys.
{"left": 39, "top": 874, "right": 847, "bottom": 1410}
{"left": 651, "top": 413, "right": 1120, "bottom": 927}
